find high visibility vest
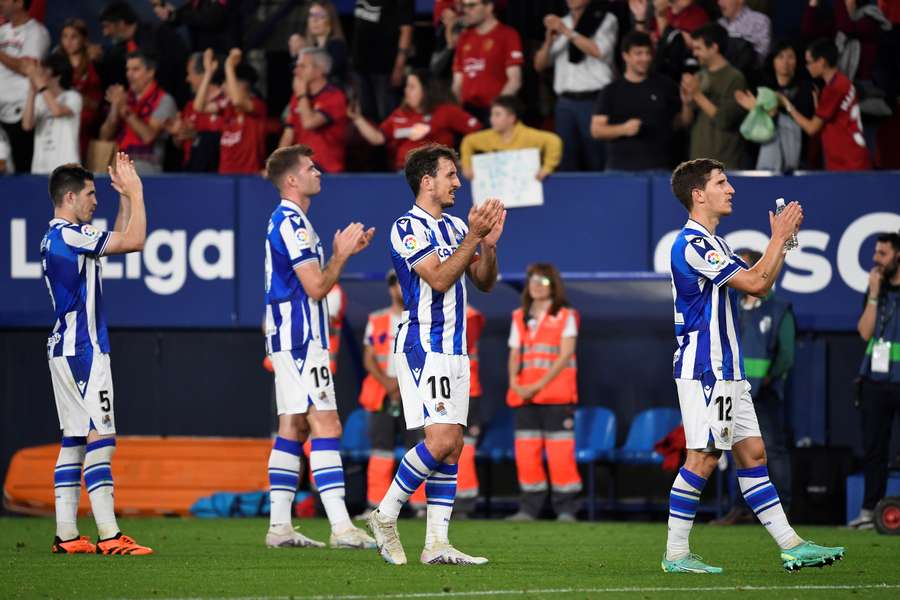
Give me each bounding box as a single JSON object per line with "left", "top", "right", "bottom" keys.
{"left": 467, "top": 305, "right": 485, "bottom": 398}
{"left": 327, "top": 283, "right": 346, "bottom": 373}
{"left": 358, "top": 308, "right": 397, "bottom": 412}
{"left": 506, "top": 306, "right": 579, "bottom": 407}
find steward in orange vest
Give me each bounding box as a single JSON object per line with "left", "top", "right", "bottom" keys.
{"left": 506, "top": 265, "right": 582, "bottom": 521}
{"left": 326, "top": 283, "right": 346, "bottom": 374}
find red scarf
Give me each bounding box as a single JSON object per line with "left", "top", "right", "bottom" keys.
{"left": 117, "top": 81, "right": 163, "bottom": 155}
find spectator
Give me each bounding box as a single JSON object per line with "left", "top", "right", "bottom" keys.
{"left": 802, "top": 0, "right": 890, "bottom": 83}
{"left": 591, "top": 31, "right": 685, "bottom": 170}
{"left": 506, "top": 263, "right": 582, "bottom": 522}
{"left": 852, "top": 231, "right": 900, "bottom": 529}
{"left": 681, "top": 23, "right": 748, "bottom": 168}
{"left": 780, "top": 38, "right": 872, "bottom": 171}
{"left": 58, "top": 19, "right": 102, "bottom": 161}
{"left": 534, "top": 1, "right": 617, "bottom": 171}
{"left": 718, "top": 0, "right": 772, "bottom": 64}
{"left": 288, "top": 1, "right": 348, "bottom": 89}
{"left": 452, "top": 0, "right": 524, "bottom": 125}
{"left": 734, "top": 40, "right": 815, "bottom": 171}
{"left": 430, "top": 0, "right": 464, "bottom": 81}
{"left": 652, "top": 0, "right": 710, "bottom": 81}
{"left": 99, "top": 51, "right": 177, "bottom": 174}
{"left": 712, "top": 248, "right": 795, "bottom": 525}
{"left": 169, "top": 51, "right": 224, "bottom": 172}
{"left": 654, "top": 0, "right": 710, "bottom": 39}
{"left": 460, "top": 95, "right": 562, "bottom": 180}
{"left": 350, "top": 0, "right": 414, "bottom": 123}
{"left": 21, "top": 53, "right": 81, "bottom": 173}
{"left": 152, "top": 0, "right": 231, "bottom": 53}
{"left": 349, "top": 69, "right": 481, "bottom": 171}
{"left": 278, "top": 47, "right": 347, "bottom": 174}
{"left": 98, "top": 1, "right": 189, "bottom": 105}
{"left": 0, "top": 126, "right": 11, "bottom": 172}
{"left": 0, "top": 0, "right": 50, "bottom": 173}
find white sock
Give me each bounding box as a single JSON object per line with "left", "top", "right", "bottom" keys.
{"left": 54, "top": 437, "right": 86, "bottom": 540}
{"left": 738, "top": 465, "right": 802, "bottom": 549}
{"left": 378, "top": 442, "right": 439, "bottom": 520}
{"left": 666, "top": 467, "right": 706, "bottom": 561}
{"left": 268, "top": 436, "right": 301, "bottom": 529}
{"left": 84, "top": 438, "right": 119, "bottom": 540}
{"left": 425, "top": 462, "right": 458, "bottom": 547}
{"left": 310, "top": 437, "right": 352, "bottom": 533}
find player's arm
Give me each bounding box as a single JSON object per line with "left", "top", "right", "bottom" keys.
{"left": 103, "top": 153, "right": 147, "bottom": 255}
{"left": 467, "top": 205, "right": 506, "bottom": 292}
{"left": 413, "top": 200, "right": 502, "bottom": 293}
{"left": 113, "top": 190, "right": 131, "bottom": 233}
{"left": 293, "top": 223, "right": 374, "bottom": 301}
{"left": 726, "top": 201, "right": 803, "bottom": 297}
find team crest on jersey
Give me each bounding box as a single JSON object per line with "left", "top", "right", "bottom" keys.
{"left": 721, "top": 426, "right": 730, "bottom": 438}
{"left": 704, "top": 250, "right": 723, "bottom": 267}
{"left": 81, "top": 224, "right": 100, "bottom": 240}
{"left": 403, "top": 234, "right": 418, "bottom": 251}
{"left": 295, "top": 228, "right": 309, "bottom": 244}
{"left": 102, "top": 415, "right": 112, "bottom": 426}
{"left": 759, "top": 316, "right": 772, "bottom": 334}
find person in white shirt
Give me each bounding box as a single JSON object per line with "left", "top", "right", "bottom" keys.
{"left": 22, "top": 53, "right": 82, "bottom": 174}
{"left": 0, "top": 0, "right": 50, "bottom": 172}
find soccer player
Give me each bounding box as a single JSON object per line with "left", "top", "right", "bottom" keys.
{"left": 262, "top": 144, "right": 376, "bottom": 549}
{"left": 367, "top": 143, "right": 505, "bottom": 566}
{"left": 43, "top": 154, "right": 153, "bottom": 555}
{"left": 664, "top": 158, "right": 844, "bottom": 573}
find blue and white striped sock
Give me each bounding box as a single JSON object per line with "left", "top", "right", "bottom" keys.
{"left": 738, "top": 465, "right": 801, "bottom": 549}
{"left": 310, "top": 437, "right": 352, "bottom": 532}
{"left": 54, "top": 436, "right": 86, "bottom": 540}
{"left": 425, "top": 462, "right": 458, "bottom": 547}
{"left": 378, "top": 442, "right": 439, "bottom": 520}
{"left": 268, "top": 436, "right": 301, "bottom": 528}
{"left": 84, "top": 438, "right": 119, "bottom": 539}
{"left": 666, "top": 467, "right": 706, "bottom": 560}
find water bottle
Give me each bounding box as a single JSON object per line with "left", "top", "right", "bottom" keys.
{"left": 775, "top": 198, "right": 799, "bottom": 251}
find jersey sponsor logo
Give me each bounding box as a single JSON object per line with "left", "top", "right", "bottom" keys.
{"left": 47, "top": 332, "right": 60, "bottom": 348}
{"left": 81, "top": 224, "right": 100, "bottom": 240}
{"left": 704, "top": 250, "right": 723, "bottom": 267}
{"left": 403, "top": 234, "right": 418, "bottom": 251}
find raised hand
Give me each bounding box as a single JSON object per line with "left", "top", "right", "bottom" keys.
{"left": 769, "top": 201, "right": 803, "bottom": 244}
{"left": 333, "top": 222, "right": 365, "bottom": 258}
{"left": 468, "top": 198, "right": 503, "bottom": 239}
{"left": 482, "top": 206, "right": 506, "bottom": 248}
{"left": 355, "top": 227, "right": 376, "bottom": 254}
{"left": 202, "top": 48, "right": 218, "bottom": 74}
{"left": 108, "top": 152, "right": 143, "bottom": 198}
{"left": 225, "top": 48, "right": 242, "bottom": 70}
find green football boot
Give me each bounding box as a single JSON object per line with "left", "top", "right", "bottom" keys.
{"left": 781, "top": 541, "right": 845, "bottom": 572}
{"left": 661, "top": 553, "right": 723, "bottom": 574}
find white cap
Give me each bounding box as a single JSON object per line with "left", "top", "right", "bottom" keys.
{"left": 775, "top": 197, "right": 786, "bottom": 207}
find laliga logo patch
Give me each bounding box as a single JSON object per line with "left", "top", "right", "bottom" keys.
{"left": 295, "top": 228, "right": 309, "bottom": 244}
{"left": 81, "top": 224, "right": 100, "bottom": 240}
{"left": 704, "top": 250, "right": 723, "bottom": 267}
{"left": 403, "top": 235, "right": 418, "bottom": 251}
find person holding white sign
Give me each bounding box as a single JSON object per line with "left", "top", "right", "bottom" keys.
{"left": 459, "top": 95, "right": 561, "bottom": 181}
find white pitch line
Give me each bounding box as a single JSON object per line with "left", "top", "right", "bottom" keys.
{"left": 141, "top": 583, "right": 900, "bottom": 600}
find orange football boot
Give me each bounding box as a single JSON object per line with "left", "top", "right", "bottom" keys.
{"left": 52, "top": 535, "right": 96, "bottom": 554}
{"left": 95, "top": 533, "right": 154, "bottom": 555}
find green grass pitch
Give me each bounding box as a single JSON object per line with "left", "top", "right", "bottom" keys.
{"left": 1, "top": 517, "right": 899, "bottom": 599}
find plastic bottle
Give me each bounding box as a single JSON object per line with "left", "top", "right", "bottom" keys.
{"left": 775, "top": 198, "right": 799, "bottom": 251}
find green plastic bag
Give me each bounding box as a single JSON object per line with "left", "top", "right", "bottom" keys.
{"left": 739, "top": 87, "right": 777, "bottom": 143}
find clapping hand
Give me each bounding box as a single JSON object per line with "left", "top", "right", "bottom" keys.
{"left": 108, "top": 152, "right": 143, "bottom": 198}
{"left": 467, "top": 198, "right": 504, "bottom": 239}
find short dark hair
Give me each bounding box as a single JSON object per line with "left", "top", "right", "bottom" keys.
{"left": 690, "top": 23, "right": 729, "bottom": 55}
{"left": 491, "top": 94, "right": 522, "bottom": 120}
{"left": 404, "top": 143, "right": 459, "bottom": 197}
{"left": 126, "top": 50, "right": 157, "bottom": 72}
{"left": 49, "top": 164, "right": 94, "bottom": 207}
{"left": 266, "top": 144, "right": 314, "bottom": 189}
{"left": 807, "top": 38, "right": 838, "bottom": 67}
{"left": 622, "top": 30, "right": 653, "bottom": 54}
{"left": 100, "top": 1, "right": 138, "bottom": 25}
{"left": 876, "top": 232, "right": 900, "bottom": 253}
{"left": 45, "top": 53, "right": 74, "bottom": 89}
{"left": 670, "top": 158, "right": 725, "bottom": 211}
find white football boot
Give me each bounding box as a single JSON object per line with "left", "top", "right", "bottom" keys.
{"left": 330, "top": 526, "right": 376, "bottom": 549}
{"left": 265, "top": 524, "right": 326, "bottom": 548}
{"left": 366, "top": 509, "right": 407, "bottom": 565}
{"left": 420, "top": 543, "right": 488, "bottom": 565}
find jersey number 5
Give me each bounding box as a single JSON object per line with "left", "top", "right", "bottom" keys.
{"left": 99, "top": 390, "right": 111, "bottom": 413}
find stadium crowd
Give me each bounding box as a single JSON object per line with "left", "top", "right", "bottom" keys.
{"left": 1, "top": 0, "right": 899, "bottom": 175}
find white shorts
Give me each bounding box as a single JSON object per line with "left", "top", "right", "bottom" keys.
{"left": 395, "top": 348, "right": 469, "bottom": 430}
{"left": 675, "top": 377, "right": 760, "bottom": 451}
{"left": 49, "top": 352, "right": 116, "bottom": 437}
{"left": 271, "top": 344, "right": 337, "bottom": 415}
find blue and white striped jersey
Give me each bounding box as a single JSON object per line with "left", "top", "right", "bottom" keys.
{"left": 390, "top": 204, "right": 469, "bottom": 355}
{"left": 41, "top": 219, "right": 112, "bottom": 357}
{"left": 670, "top": 219, "right": 749, "bottom": 381}
{"left": 264, "top": 199, "right": 329, "bottom": 354}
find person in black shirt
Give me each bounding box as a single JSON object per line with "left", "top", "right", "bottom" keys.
{"left": 590, "top": 31, "right": 686, "bottom": 171}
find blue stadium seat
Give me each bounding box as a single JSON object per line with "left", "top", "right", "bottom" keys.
{"left": 575, "top": 406, "right": 617, "bottom": 463}
{"left": 340, "top": 409, "right": 371, "bottom": 461}
{"left": 613, "top": 407, "right": 681, "bottom": 465}
{"left": 477, "top": 406, "right": 515, "bottom": 463}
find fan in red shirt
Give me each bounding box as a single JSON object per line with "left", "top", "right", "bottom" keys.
{"left": 452, "top": 0, "right": 523, "bottom": 123}
{"left": 278, "top": 47, "right": 348, "bottom": 173}
{"left": 780, "top": 38, "right": 871, "bottom": 171}
{"left": 653, "top": 0, "right": 709, "bottom": 38}
{"left": 349, "top": 70, "right": 481, "bottom": 170}
{"left": 59, "top": 19, "right": 103, "bottom": 160}
{"left": 169, "top": 51, "right": 226, "bottom": 171}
